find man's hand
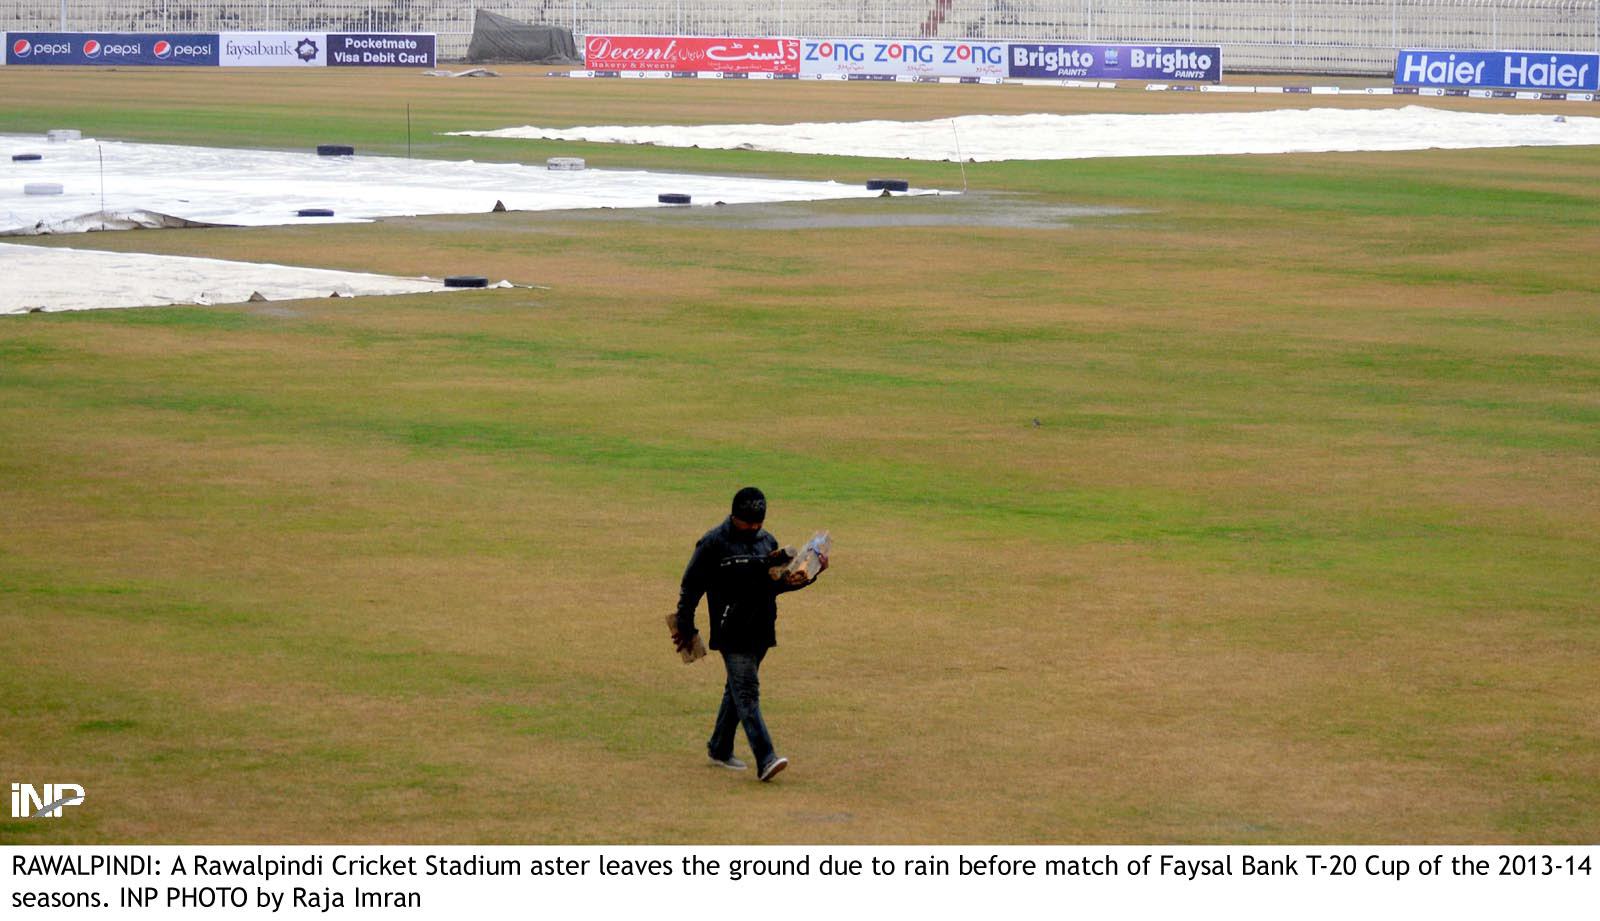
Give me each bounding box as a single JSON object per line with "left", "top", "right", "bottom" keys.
{"left": 673, "top": 629, "right": 700, "bottom": 653}
{"left": 784, "top": 551, "right": 828, "bottom": 586}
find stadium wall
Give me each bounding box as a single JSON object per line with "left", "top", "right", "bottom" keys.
{"left": 3, "top": 1, "right": 1598, "bottom": 74}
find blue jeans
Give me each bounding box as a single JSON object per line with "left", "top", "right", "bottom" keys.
{"left": 708, "top": 649, "right": 776, "bottom": 770}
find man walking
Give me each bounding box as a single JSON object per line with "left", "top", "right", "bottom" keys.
{"left": 673, "top": 487, "right": 826, "bottom": 782}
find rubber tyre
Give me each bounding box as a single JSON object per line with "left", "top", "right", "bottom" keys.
{"left": 316, "top": 144, "right": 355, "bottom": 157}
{"left": 443, "top": 276, "right": 490, "bottom": 288}
{"left": 296, "top": 208, "right": 335, "bottom": 217}
{"left": 12, "top": 153, "right": 42, "bottom": 162}
{"left": 657, "top": 193, "right": 691, "bottom": 204}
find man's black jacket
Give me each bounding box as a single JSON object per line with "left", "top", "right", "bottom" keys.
{"left": 674, "top": 517, "right": 808, "bottom": 653}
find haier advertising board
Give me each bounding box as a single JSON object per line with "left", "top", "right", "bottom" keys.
{"left": 1395, "top": 48, "right": 1597, "bottom": 91}
{"left": 800, "top": 38, "right": 1007, "bottom": 78}
{"left": 7, "top": 32, "right": 219, "bottom": 66}
{"left": 1008, "top": 43, "right": 1221, "bottom": 82}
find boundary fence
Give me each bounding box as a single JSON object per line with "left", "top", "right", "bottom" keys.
{"left": 3, "top": 1, "right": 1598, "bottom": 73}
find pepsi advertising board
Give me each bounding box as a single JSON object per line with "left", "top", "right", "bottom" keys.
{"left": 800, "top": 38, "right": 1007, "bottom": 78}
{"left": 7, "top": 32, "right": 218, "bottom": 66}
{"left": 1395, "top": 49, "right": 1597, "bottom": 91}
{"left": 328, "top": 33, "right": 436, "bottom": 67}
{"left": 1008, "top": 43, "right": 1221, "bottom": 82}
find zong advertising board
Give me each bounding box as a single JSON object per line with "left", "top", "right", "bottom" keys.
{"left": 799, "top": 38, "right": 1007, "bottom": 78}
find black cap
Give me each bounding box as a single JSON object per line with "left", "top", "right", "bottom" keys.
{"left": 731, "top": 486, "right": 766, "bottom": 523}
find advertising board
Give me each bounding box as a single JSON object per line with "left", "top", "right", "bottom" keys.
{"left": 220, "top": 32, "right": 327, "bottom": 67}
{"left": 328, "top": 33, "right": 436, "bottom": 67}
{"left": 799, "top": 38, "right": 1007, "bottom": 78}
{"left": 6, "top": 32, "right": 218, "bottom": 66}
{"left": 1007, "top": 43, "right": 1221, "bottom": 82}
{"left": 584, "top": 35, "right": 799, "bottom": 73}
{"left": 1394, "top": 49, "right": 1597, "bottom": 91}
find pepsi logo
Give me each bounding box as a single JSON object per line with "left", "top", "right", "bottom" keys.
{"left": 84, "top": 39, "right": 102, "bottom": 57}
{"left": 154, "top": 40, "right": 172, "bottom": 59}
{"left": 12, "top": 38, "right": 74, "bottom": 58}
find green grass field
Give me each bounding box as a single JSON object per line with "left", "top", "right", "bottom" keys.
{"left": 2, "top": 68, "right": 1597, "bottom": 844}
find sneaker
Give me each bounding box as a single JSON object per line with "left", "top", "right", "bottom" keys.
{"left": 707, "top": 754, "right": 747, "bottom": 770}
{"left": 758, "top": 756, "right": 789, "bottom": 782}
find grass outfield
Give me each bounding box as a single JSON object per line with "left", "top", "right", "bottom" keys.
{"left": 1, "top": 68, "right": 1597, "bottom": 844}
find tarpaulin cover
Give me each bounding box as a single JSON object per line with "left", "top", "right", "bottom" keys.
{"left": 1, "top": 134, "right": 921, "bottom": 236}
{"left": 466, "top": 11, "right": 579, "bottom": 65}
{"left": 0, "top": 242, "right": 450, "bottom": 314}
{"left": 453, "top": 105, "right": 1600, "bottom": 161}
